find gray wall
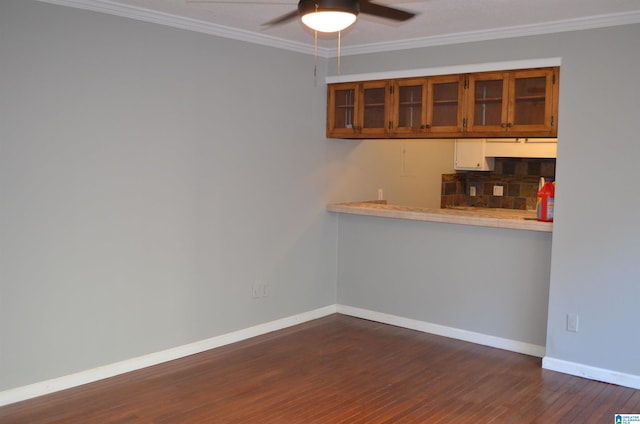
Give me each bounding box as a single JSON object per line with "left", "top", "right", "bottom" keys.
{"left": 331, "top": 25, "right": 640, "bottom": 377}
{"left": 0, "top": 0, "right": 337, "bottom": 391}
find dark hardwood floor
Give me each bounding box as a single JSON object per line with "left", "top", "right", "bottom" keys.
{"left": 1, "top": 314, "right": 638, "bottom": 423}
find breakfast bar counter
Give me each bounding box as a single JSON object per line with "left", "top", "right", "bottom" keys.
{"left": 327, "top": 201, "right": 552, "bottom": 232}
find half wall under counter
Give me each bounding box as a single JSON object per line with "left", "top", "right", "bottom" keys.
{"left": 327, "top": 201, "right": 552, "bottom": 232}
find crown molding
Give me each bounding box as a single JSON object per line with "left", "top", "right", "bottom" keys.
{"left": 336, "top": 10, "right": 640, "bottom": 57}
{"left": 37, "top": 1, "right": 640, "bottom": 58}
{"left": 325, "top": 57, "right": 562, "bottom": 84}
{"left": 36, "top": 0, "right": 331, "bottom": 57}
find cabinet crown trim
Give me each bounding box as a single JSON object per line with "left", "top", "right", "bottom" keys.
{"left": 325, "top": 58, "right": 561, "bottom": 84}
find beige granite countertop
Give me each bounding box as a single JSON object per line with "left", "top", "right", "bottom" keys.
{"left": 327, "top": 201, "right": 553, "bottom": 232}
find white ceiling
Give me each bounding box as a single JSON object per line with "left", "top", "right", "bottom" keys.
{"left": 41, "top": 0, "right": 640, "bottom": 56}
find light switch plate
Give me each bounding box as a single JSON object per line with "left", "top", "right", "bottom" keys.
{"left": 567, "top": 313, "right": 579, "bottom": 332}
{"left": 493, "top": 185, "right": 504, "bottom": 196}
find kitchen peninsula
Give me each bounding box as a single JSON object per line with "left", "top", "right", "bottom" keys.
{"left": 332, "top": 200, "right": 553, "bottom": 358}
{"left": 328, "top": 201, "right": 552, "bottom": 232}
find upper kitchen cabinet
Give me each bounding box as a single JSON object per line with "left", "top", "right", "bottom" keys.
{"left": 391, "top": 75, "right": 464, "bottom": 137}
{"left": 466, "top": 71, "right": 509, "bottom": 133}
{"left": 360, "top": 80, "right": 391, "bottom": 137}
{"left": 327, "top": 66, "right": 559, "bottom": 139}
{"left": 454, "top": 139, "right": 495, "bottom": 171}
{"left": 391, "top": 78, "right": 426, "bottom": 136}
{"left": 327, "top": 82, "right": 359, "bottom": 138}
{"left": 428, "top": 75, "right": 465, "bottom": 135}
{"left": 466, "top": 68, "right": 558, "bottom": 137}
{"left": 326, "top": 81, "right": 390, "bottom": 138}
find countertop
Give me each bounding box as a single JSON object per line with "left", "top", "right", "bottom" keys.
{"left": 327, "top": 201, "right": 553, "bottom": 232}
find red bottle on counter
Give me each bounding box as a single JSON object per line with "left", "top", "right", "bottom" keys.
{"left": 537, "top": 180, "right": 555, "bottom": 222}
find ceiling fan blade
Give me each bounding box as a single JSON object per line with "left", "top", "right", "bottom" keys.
{"left": 187, "top": 0, "right": 416, "bottom": 27}
{"left": 359, "top": 0, "right": 416, "bottom": 21}
{"left": 262, "top": 9, "right": 299, "bottom": 26}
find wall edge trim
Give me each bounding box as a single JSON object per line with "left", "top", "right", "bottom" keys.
{"left": 542, "top": 356, "right": 640, "bottom": 390}
{"left": 336, "top": 304, "right": 546, "bottom": 358}
{"left": 8, "top": 306, "right": 636, "bottom": 406}
{"left": 0, "top": 305, "right": 337, "bottom": 407}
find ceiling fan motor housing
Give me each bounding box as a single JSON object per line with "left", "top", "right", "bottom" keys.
{"left": 298, "top": 0, "right": 360, "bottom": 17}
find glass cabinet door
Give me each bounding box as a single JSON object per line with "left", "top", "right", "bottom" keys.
{"left": 467, "top": 72, "right": 509, "bottom": 133}
{"left": 392, "top": 76, "right": 464, "bottom": 136}
{"left": 467, "top": 69, "right": 557, "bottom": 135}
{"left": 327, "top": 83, "right": 358, "bottom": 137}
{"left": 360, "top": 81, "right": 389, "bottom": 136}
{"left": 428, "top": 75, "right": 464, "bottom": 133}
{"left": 509, "top": 68, "right": 556, "bottom": 132}
{"left": 393, "top": 78, "right": 426, "bottom": 134}
{"left": 334, "top": 88, "right": 356, "bottom": 129}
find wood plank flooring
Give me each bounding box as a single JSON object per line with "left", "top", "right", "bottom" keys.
{"left": 1, "top": 314, "right": 638, "bottom": 423}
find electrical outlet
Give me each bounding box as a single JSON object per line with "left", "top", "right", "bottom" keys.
{"left": 251, "top": 282, "right": 268, "bottom": 299}
{"left": 378, "top": 188, "right": 384, "bottom": 200}
{"left": 493, "top": 185, "right": 504, "bottom": 196}
{"left": 470, "top": 186, "right": 476, "bottom": 197}
{"left": 567, "top": 313, "right": 579, "bottom": 332}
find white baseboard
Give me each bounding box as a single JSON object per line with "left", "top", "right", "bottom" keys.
{"left": 542, "top": 356, "right": 640, "bottom": 390}
{"left": 6, "top": 304, "right": 636, "bottom": 407}
{"left": 0, "top": 305, "right": 337, "bottom": 407}
{"left": 336, "top": 304, "right": 547, "bottom": 358}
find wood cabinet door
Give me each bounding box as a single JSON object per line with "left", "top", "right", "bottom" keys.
{"left": 508, "top": 68, "right": 557, "bottom": 134}
{"left": 359, "top": 80, "right": 390, "bottom": 137}
{"left": 466, "top": 71, "right": 510, "bottom": 134}
{"left": 467, "top": 68, "right": 558, "bottom": 136}
{"left": 327, "top": 82, "right": 359, "bottom": 138}
{"left": 391, "top": 78, "right": 427, "bottom": 136}
{"left": 391, "top": 75, "right": 464, "bottom": 136}
{"left": 427, "top": 75, "right": 465, "bottom": 134}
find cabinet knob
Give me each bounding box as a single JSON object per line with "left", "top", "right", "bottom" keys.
{"left": 507, "top": 122, "right": 513, "bottom": 128}
{"left": 500, "top": 123, "right": 507, "bottom": 128}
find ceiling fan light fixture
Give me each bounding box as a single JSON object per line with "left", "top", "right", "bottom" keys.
{"left": 301, "top": 11, "right": 357, "bottom": 32}
{"left": 299, "top": 0, "right": 359, "bottom": 33}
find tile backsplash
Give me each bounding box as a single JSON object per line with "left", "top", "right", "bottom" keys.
{"left": 441, "top": 158, "right": 556, "bottom": 210}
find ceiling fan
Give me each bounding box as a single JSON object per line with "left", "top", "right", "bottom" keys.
{"left": 187, "top": 0, "right": 417, "bottom": 33}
